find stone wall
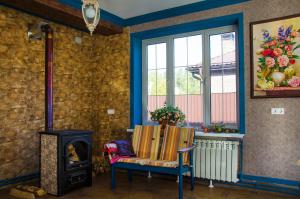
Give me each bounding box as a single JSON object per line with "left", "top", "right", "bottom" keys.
{"left": 130, "top": 0, "right": 300, "bottom": 181}
{"left": 53, "top": 26, "right": 95, "bottom": 131}
{"left": 0, "top": 6, "right": 130, "bottom": 181}
{"left": 92, "top": 28, "right": 130, "bottom": 154}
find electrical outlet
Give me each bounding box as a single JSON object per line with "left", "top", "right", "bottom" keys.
{"left": 271, "top": 108, "right": 284, "bottom": 115}
{"left": 107, "top": 109, "right": 115, "bottom": 115}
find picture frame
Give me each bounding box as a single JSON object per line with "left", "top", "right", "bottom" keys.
{"left": 250, "top": 14, "right": 300, "bottom": 98}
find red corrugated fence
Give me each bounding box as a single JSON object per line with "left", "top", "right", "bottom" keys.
{"left": 148, "top": 93, "right": 236, "bottom": 124}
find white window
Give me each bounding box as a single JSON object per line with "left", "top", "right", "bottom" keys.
{"left": 142, "top": 26, "right": 239, "bottom": 129}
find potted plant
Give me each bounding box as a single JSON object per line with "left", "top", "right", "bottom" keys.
{"left": 150, "top": 104, "right": 185, "bottom": 133}
{"left": 201, "top": 123, "right": 239, "bottom": 133}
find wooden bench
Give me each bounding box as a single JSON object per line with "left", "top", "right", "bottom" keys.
{"left": 111, "top": 125, "right": 195, "bottom": 199}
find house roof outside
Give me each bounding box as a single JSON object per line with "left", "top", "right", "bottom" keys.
{"left": 187, "top": 50, "right": 236, "bottom": 76}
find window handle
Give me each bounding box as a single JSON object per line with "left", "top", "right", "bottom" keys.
{"left": 199, "top": 74, "right": 204, "bottom": 83}
{"left": 191, "top": 73, "right": 204, "bottom": 83}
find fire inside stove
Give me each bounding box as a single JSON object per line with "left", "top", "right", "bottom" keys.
{"left": 66, "top": 141, "right": 89, "bottom": 169}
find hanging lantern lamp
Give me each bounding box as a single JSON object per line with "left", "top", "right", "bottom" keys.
{"left": 82, "top": 0, "right": 100, "bottom": 35}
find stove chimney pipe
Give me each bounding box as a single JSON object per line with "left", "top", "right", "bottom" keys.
{"left": 41, "top": 25, "right": 53, "bottom": 132}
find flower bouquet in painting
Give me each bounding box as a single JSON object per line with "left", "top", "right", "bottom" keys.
{"left": 251, "top": 15, "right": 300, "bottom": 98}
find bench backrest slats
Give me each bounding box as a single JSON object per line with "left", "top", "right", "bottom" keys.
{"left": 160, "top": 126, "right": 180, "bottom": 162}
{"left": 132, "top": 125, "right": 161, "bottom": 160}
{"left": 160, "top": 125, "right": 195, "bottom": 164}
{"left": 178, "top": 127, "right": 195, "bottom": 163}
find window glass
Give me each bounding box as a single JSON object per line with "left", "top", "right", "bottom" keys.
{"left": 143, "top": 26, "right": 238, "bottom": 129}
{"left": 174, "top": 37, "right": 187, "bottom": 67}
{"left": 174, "top": 35, "right": 203, "bottom": 126}
{"left": 147, "top": 43, "right": 167, "bottom": 116}
{"left": 210, "top": 32, "right": 237, "bottom": 124}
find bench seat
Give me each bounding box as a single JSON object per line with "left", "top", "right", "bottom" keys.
{"left": 118, "top": 157, "right": 184, "bottom": 168}
{"left": 111, "top": 125, "right": 195, "bottom": 199}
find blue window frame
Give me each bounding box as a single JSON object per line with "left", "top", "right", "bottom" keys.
{"left": 130, "top": 13, "right": 245, "bottom": 133}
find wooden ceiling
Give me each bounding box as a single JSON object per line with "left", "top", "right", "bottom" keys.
{"left": 0, "top": 0, "right": 123, "bottom": 35}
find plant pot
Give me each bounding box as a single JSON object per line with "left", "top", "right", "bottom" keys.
{"left": 158, "top": 120, "right": 177, "bottom": 136}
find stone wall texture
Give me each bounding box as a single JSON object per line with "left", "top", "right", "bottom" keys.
{"left": 130, "top": 0, "right": 300, "bottom": 181}
{"left": 0, "top": 6, "right": 130, "bottom": 181}
{"left": 92, "top": 29, "right": 130, "bottom": 154}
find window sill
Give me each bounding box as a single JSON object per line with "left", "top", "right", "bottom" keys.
{"left": 127, "top": 129, "right": 244, "bottom": 139}
{"left": 195, "top": 131, "right": 244, "bottom": 139}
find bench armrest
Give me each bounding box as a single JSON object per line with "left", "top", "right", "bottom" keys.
{"left": 177, "top": 145, "right": 196, "bottom": 154}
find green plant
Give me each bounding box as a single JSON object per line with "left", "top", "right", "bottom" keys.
{"left": 92, "top": 155, "right": 110, "bottom": 176}
{"left": 201, "top": 123, "right": 239, "bottom": 133}
{"left": 150, "top": 104, "right": 185, "bottom": 124}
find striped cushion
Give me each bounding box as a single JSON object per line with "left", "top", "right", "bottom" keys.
{"left": 160, "top": 126, "right": 194, "bottom": 164}
{"left": 132, "top": 125, "right": 161, "bottom": 160}
{"left": 118, "top": 157, "right": 150, "bottom": 165}
{"left": 118, "top": 158, "right": 182, "bottom": 168}
{"left": 147, "top": 160, "right": 179, "bottom": 168}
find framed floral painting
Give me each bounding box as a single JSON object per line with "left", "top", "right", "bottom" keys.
{"left": 250, "top": 14, "right": 300, "bottom": 98}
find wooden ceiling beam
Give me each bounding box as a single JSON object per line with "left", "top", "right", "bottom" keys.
{"left": 0, "top": 0, "right": 123, "bottom": 35}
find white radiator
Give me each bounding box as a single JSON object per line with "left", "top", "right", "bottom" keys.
{"left": 193, "top": 139, "right": 239, "bottom": 183}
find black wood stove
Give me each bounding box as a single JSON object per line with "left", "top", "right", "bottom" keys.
{"left": 37, "top": 25, "right": 93, "bottom": 197}
{"left": 40, "top": 130, "right": 93, "bottom": 196}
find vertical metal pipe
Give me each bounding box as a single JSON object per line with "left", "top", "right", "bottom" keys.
{"left": 42, "top": 25, "right": 53, "bottom": 131}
